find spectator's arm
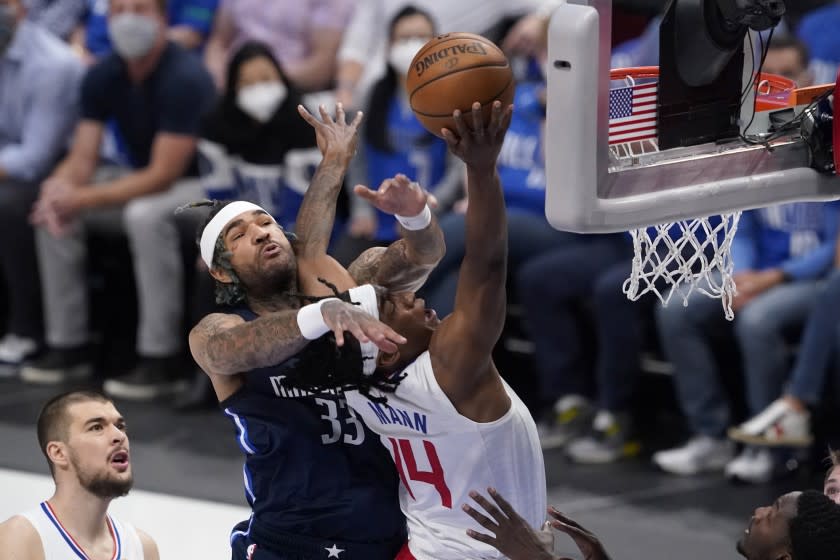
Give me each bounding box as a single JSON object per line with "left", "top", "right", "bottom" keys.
{"left": 780, "top": 205, "right": 840, "bottom": 281}
{"left": 0, "top": 59, "right": 84, "bottom": 181}
{"left": 283, "top": 27, "right": 344, "bottom": 92}
{"left": 731, "top": 210, "right": 759, "bottom": 273}
{"left": 203, "top": 3, "right": 236, "bottom": 88}
{"left": 77, "top": 132, "right": 197, "bottom": 207}
{"left": 47, "top": 120, "right": 103, "bottom": 185}
{"left": 428, "top": 154, "right": 465, "bottom": 214}
{"left": 29, "top": 0, "right": 88, "bottom": 40}
{"left": 335, "top": 0, "right": 381, "bottom": 103}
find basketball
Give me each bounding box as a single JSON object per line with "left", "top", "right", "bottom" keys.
{"left": 406, "top": 32, "right": 514, "bottom": 138}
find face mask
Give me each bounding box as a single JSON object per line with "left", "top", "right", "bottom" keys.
{"left": 108, "top": 13, "right": 159, "bottom": 60}
{"left": 0, "top": 6, "right": 17, "bottom": 56}
{"left": 389, "top": 38, "right": 427, "bottom": 77}
{"left": 237, "top": 81, "right": 288, "bottom": 123}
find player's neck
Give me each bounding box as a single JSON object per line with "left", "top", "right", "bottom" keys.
{"left": 47, "top": 485, "right": 113, "bottom": 544}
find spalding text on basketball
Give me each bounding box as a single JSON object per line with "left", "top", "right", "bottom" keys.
{"left": 414, "top": 42, "right": 488, "bottom": 77}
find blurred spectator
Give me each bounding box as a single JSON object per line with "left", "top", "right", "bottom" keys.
{"left": 517, "top": 234, "right": 639, "bottom": 462}
{"left": 0, "top": 0, "right": 83, "bottom": 369}
{"left": 74, "top": 0, "right": 218, "bottom": 62}
{"left": 22, "top": 0, "right": 216, "bottom": 400}
{"left": 334, "top": 0, "right": 544, "bottom": 110}
{"left": 331, "top": 6, "right": 463, "bottom": 265}
{"left": 796, "top": 2, "right": 840, "bottom": 85}
{"left": 204, "top": 0, "right": 354, "bottom": 92}
{"left": 653, "top": 202, "right": 840, "bottom": 484}
{"left": 23, "top": 0, "right": 86, "bottom": 40}
{"left": 728, "top": 259, "right": 840, "bottom": 449}
{"left": 761, "top": 35, "right": 813, "bottom": 87}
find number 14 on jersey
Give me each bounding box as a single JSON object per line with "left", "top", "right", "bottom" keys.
{"left": 388, "top": 437, "right": 453, "bottom": 509}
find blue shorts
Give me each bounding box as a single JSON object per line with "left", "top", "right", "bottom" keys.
{"left": 230, "top": 520, "right": 405, "bottom": 560}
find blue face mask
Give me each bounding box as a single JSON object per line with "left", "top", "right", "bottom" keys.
{"left": 0, "top": 5, "right": 16, "bottom": 55}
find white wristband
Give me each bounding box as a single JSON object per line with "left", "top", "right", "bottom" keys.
{"left": 396, "top": 204, "right": 432, "bottom": 231}
{"left": 296, "top": 298, "right": 340, "bottom": 340}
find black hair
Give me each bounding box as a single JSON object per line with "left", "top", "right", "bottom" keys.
{"left": 279, "top": 282, "right": 405, "bottom": 403}
{"left": 37, "top": 391, "right": 112, "bottom": 477}
{"left": 201, "top": 41, "right": 316, "bottom": 165}
{"left": 365, "top": 5, "right": 437, "bottom": 153}
{"left": 789, "top": 490, "right": 840, "bottom": 560}
{"left": 825, "top": 448, "right": 840, "bottom": 485}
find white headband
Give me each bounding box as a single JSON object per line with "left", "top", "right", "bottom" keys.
{"left": 347, "top": 284, "right": 381, "bottom": 376}
{"left": 200, "top": 201, "right": 275, "bottom": 268}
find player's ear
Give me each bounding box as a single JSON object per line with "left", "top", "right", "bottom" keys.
{"left": 377, "top": 350, "right": 400, "bottom": 369}
{"left": 209, "top": 266, "right": 233, "bottom": 284}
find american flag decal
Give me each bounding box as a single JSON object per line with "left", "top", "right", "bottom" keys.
{"left": 608, "top": 82, "right": 657, "bottom": 145}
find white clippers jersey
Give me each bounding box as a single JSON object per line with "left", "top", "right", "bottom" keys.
{"left": 345, "top": 351, "right": 547, "bottom": 560}
{"left": 19, "top": 502, "right": 145, "bottom": 560}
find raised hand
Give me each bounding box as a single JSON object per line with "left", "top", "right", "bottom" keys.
{"left": 297, "top": 103, "right": 364, "bottom": 160}
{"left": 320, "top": 299, "right": 406, "bottom": 354}
{"left": 547, "top": 507, "right": 612, "bottom": 560}
{"left": 464, "top": 488, "right": 556, "bottom": 560}
{"left": 441, "top": 101, "right": 513, "bottom": 173}
{"left": 353, "top": 174, "right": 435, "bottom": 218}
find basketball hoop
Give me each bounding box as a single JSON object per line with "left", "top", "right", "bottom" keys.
{"left": 609, "top": 67, "right": 797, "bottom": 319}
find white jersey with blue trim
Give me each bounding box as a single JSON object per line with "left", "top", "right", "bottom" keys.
{"left": 18, "top": 502, "right": 144, "bottom": 560}
{"left": 345, "top": 351, "right": 547, "bottom": 560}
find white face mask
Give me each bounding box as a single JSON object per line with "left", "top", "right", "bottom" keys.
{"left": 389, "top": 38, "right": 427, "bottom": 77}
{"left": 108, "top": 13, "right": 160, "bottom": 60}
{"left": 237, "top": 81, "right": 288, "bottom": 123}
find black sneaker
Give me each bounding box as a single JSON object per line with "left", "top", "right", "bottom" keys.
{"left": 103, "top": 356, "right": 189, "bottom": 401}
{"left": 20, "top": 346, "right": 93, "bottom": 384}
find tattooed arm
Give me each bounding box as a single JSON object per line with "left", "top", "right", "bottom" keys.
{"left": 294, "top": 104, "right": 362, "bottom": 260}
{"left": 189, "top": 303, "right": 406, "bottom": 376}
{"left": 348, "top": 174, "right": 446, "bottom": 292}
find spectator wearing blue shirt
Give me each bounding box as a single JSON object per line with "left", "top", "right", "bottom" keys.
{"left": 80, "top": 0, "right": 218, "bottom": 60}
{"left": 23, "top": 0, "right": 216, "bottom": 400}
{"left": 654, "top": 202, "right": 840, "bottom": 484}
{"left": 0, "top": 0, "right": 83, "bottom": 369}
{"left": 797, "top": 2, "right": 840, "bottom": 85}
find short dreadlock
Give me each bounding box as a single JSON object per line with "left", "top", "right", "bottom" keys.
{"left": 789, "top": 490, "right": 840, "bottom": 560}
{"left": 278, "top": 279, "right": 405, "bottom": 403}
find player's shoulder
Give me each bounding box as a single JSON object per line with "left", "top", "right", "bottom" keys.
{"left": 0, "top": 515, "right": 44, "bottom": 560}
{"left": 135, "top": 528, "right": 160, "bottom": 560}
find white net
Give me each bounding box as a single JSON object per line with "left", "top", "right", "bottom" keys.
{"left": 622, "top": 213, "right": 742, "bottom": 320}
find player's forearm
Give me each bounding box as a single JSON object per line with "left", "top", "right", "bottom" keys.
{"left": 464, "top": 167, "right": 507, "bottom": 267}
{"left": 295, "top": 151, "right": 351, "bottom": 257}
{"left": 204, "top": 311, "right": 309, "bottom": 374}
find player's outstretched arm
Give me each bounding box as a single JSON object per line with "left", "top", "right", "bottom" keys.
{"left": 429, "top": 101, "right": 513, "bottom": 402}
{"left": 189, "top": 302, "right": 406, "bottom": 376}
{"left": 294, "top": 103, "right": 363, "bottom": 260}
{"left": 348, "top": 174, "right": 446, "bottom": 292}
{"left": 464, "top": 489, "right": 613, "bottom": 560}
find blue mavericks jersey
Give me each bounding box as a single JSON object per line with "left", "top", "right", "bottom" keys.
{"left": 365, "top": 97, "right": 447, "bottom": 241}
{"left": 498, "top": 81, "right": 546, "bottom": 215}
{"left": 220, "top": 307, "right": 405, "bottom": 546}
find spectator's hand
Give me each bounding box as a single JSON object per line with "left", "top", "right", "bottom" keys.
{"left": 442, "top": 101, "right": 513, "bottom": 174}
{"left": 349, "top": 215, "right": 377, "bottom": 239}
{"left": 502, "top": 13, "right": 548, "bottom": 56}
{"left": 734, "top": 269, "right": 784, "bottom": 301}
{"left": 297, "top": 103, "right": 363, "bottom": 160}
{"left": 320, "top": 299, "right": 406, "bottom": 353}
{"left": 548, "top": 507, "right": 611, "bottom": 560}
{"left": 30, "top": 178, "right": 80, "bottom": 236}
{"left": 464, "top": 488, "right": 556, "bottom": 560}
{"left": 354, "top": 174, "right": 436, "bottom": 218}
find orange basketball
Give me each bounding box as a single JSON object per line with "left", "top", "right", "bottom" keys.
{"left": 407, "top": 32, "right": 514, "bottom": 138}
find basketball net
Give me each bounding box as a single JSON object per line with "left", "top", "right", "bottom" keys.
{"left": 622, "top": 213, "right": 741, "bottom": 320}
